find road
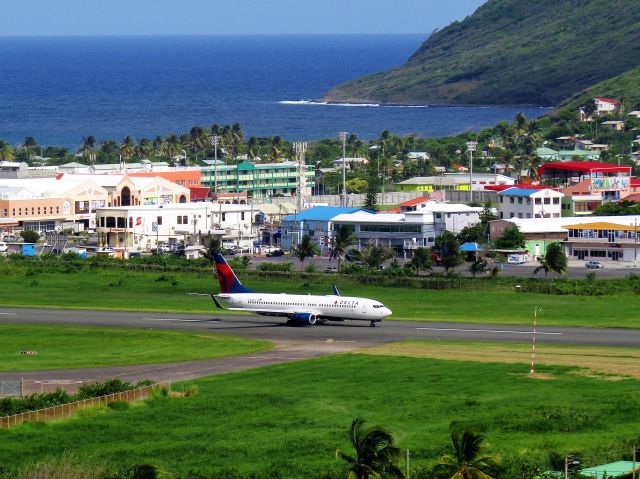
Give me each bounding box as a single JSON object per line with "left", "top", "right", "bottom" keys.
{"left": 2, "top": 307, "right": 639, "bottom": 391}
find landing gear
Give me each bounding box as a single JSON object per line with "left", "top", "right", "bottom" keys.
{"left": 370, "top": 321, "right": 377, "bottom": 328}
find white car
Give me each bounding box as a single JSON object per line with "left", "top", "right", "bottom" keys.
{"left": 585, "top": 261, "right": 604, "bottom": 269}
{"left": 0, "top": 241, "right": 7, "bottom": 254}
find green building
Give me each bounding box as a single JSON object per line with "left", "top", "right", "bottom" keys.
{"left": 201, "top": 160, "right": 315, "bottom": 199}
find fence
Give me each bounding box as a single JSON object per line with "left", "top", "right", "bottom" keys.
{"left": 0, "top": 381, "right": 170, "bottom": 429}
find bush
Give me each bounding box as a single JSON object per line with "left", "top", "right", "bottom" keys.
{"left": 256, "top": 262, "right": 293, "bottom": 272}
{"left": 19, "top": 230, "right": 40, "bottom": 244}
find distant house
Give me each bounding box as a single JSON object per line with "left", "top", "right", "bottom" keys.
{"left": 601, "top": 120, "right": 625, "bottom": 131}
{"left": 594, "top": 97, "right": 622, "bottom": 115}
{"left": 333, "top": 157, "right": 369, "bottom": 168}
{"left": 406, "top": 151, "right": 431, "bottom": 161}
{"left": 628, "top": 111, "right": 640, "bottom": 119}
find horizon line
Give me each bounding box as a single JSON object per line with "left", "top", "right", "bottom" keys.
{"left": 0, "top": 32, "right": 429, "bottom": 39}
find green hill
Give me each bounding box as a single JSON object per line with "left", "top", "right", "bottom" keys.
{"left": 555, "top": 66, "right": 640, "bottom": 114}
{"left": 323, "top": 0, "right": 640, "bottom": 106}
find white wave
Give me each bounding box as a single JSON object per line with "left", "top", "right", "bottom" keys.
{"left": 279, "top": 100, "right": 433, "bottom": 108}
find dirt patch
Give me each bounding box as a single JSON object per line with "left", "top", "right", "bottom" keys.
{"left": 360, "top": 342, "right": 640, "bottom": 379}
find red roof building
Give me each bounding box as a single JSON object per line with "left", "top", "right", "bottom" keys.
{"left": 538, "top": 162, "right": 631, "bottom": 201}
{"left": 595, "top": 97, "right": 621, "bottom": 105}
{"left": 188, "top": 187, "right": 211, "bottom": 202}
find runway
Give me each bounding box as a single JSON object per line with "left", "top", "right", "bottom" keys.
{"left": 1, "top": 307, "right": 639, "bottom": 389}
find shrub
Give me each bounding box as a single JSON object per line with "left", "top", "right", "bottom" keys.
{"left": 256, "top": 262, "right": 293, "bottom": 272}
{"left": 19, "top": 230, "right": 40, "bottom": 244}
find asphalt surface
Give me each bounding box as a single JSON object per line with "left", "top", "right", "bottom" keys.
{"left": 1, "top": 307, "right": 639, "bottom": 390}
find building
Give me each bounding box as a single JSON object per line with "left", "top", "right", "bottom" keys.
{"left": 332, "top": 201, "right": 482, "bottom": 255}
{"left": 601, "top": 120, "right": 625, "bottom": 132}
{"left": 280, "top": 206, "right": 366, "bottom": 251}
{"left": 395, "top": 174, "right": 515, "bottom": 193}
{"left": 334, "top": 157, "right": 369, "bottom": 168}
{"left": 538, "top": 162, "right": 632, "bottom": 201}
{"left": 200, "top": 160, "right": 315, "bottom": 199}
{"left": 534, "top": 147, "right": 601, "bottom": 161}
{"left": 0, "top": 177, "right": 110, "bottom": 232}
{"left": 96, "top": 202, "right": 259, "bottom": 252}
{"left": 498, "top": 188, "right": 563, "bottom": 220}
{"left": 332, "top": 210, "right": 435, "bottom": 254}
{"left": 67, "top": 174, "right": 191, "bottom": 207}
{"left": 490, "top": 215, "right": 640, "bottom": 262}
{"left": 594, "top": 97, "right": 622, "bottom": 115}
{"left": 406, "top": 152, "right": 431, "bottom": 161}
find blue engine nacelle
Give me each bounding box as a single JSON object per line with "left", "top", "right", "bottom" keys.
{"left": 290, "top": 312, "right": 318, "bottom": 326}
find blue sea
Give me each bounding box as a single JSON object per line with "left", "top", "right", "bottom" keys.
{"left": 0, "top": 35, "right": 548, "bottom": 149}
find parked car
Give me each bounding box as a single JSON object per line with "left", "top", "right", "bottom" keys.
{"left": 323, "top": 267, "right": 338, "bottom": 274}
{"left": 0, "top": 241, "right": 7, "bottom": 254}
{"left": 97, "top": 246, "right": 116, "bottom": 257}
{"left": 266, "top": 249, "right": 285, "bottom": 257}
{"left": 2, "top": 235, "right": 20, "bottom": 243}
{"left": 585, "top": 261, "right": 604, "bottom": 269}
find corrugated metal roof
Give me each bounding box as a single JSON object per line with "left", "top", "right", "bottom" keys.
{"left": 581, "top": 461, "right": 639, "bottom": 478}
{"left": 282, "top": 206, "right": 366, "bottom": 222}
{"left": 564, "top": 222, "right": 640, "bottom": 231}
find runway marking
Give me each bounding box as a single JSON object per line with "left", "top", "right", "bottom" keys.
{"left": 416, "top": 327, "right": 562, "bottom": 336}
{"left": 0, "top": 313, "right": 17, "bottom": 316}
{"left": 143, "top": 318, "right": 208, "bottom": 322}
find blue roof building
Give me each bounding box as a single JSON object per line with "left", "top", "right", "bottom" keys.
{"left": 281, "top": 206, "right": 368, "bottom": 252}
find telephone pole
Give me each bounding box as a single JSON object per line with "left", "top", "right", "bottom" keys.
{"left": 339, "top": 131, "right": 348, "bottom": 206}
{"left": 209, "top": 135, "right": 220, "bottom": 195}
{"left": 293, "top": 142, "right": 308, "bottom": 212}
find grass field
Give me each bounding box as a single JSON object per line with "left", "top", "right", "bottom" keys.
{"left": 1, "top": 354, "right": 638, "bottom": 478}
{"left": 1, "top": 267, "right": 639, "bottom": 328}
{"left": 0, "top": 324, "right": 271, "bottom": 371}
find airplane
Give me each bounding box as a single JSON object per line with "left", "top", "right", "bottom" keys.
{"left": 211, "top": 252, "right": 392, "bottom": 327}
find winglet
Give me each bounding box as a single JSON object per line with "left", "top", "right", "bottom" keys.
{"left": 211, "top": 295, "right": 225, "bottom": 309}
{"left": 332, "top": 284, "right": 340, "bottom": 296}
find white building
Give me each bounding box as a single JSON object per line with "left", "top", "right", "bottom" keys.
{"left": 498, "top": 188, "right": 564, "bottom": 220}
{"left": 594, "top": 97, "right": 622, "bottom": 115}
{"left": 406, "top": 151, "right": 431, "bottom": 161}
{"left": 333, "top": 157, "right": 369, "bottom": 168}
{"left": 96, "top": 203, "right": 258, "bottom": 252}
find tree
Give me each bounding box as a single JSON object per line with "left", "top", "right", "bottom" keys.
{"left": 345, "top": 178, "right": 369, "bottom": 194}
{"left": 20, "top": 230, "right": 40, "bottom": 244}
{"left": 469, "top": 259, "right": 488, "bottom": 278}
{"left": 336, "top": 417, "right": 403, "bottom": 479}
{"left": 293, "top": 235, "right": 318, "bottom": 271}
{"left": 120, "top": 136, "right": 136, "bottom": 159}
{"left": 435, "top": 231, "right": 463, "bottom": 271}
{"left": 203, "top": 238, "right": 222, "bottom": 262}
{"left": 360, "top": 243, "right": 394, "bottom": 270}
{"left": 409, "top": 247, "right": 432, "bottom": 276}
{"left": 331, "top": 225, "right": 356, "bottom": 270}
{"left": 493, "top": 225, "right": 525, "bottom": 250}
{"left": 436, "top": 430, "right": 498, "bottom": 479}
{"left": 0, "top": 140, "right": 15, "bottom": 161}
{"left": 533, "top": 242, "right": 567, "bottom": 278}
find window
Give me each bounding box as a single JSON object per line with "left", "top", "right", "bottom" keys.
{"left": 552, "top": 198, "right": 560, "bottom": 204}
{"left": 100, "top": 217, "right": 105, "bottom": 227}
{"left": 535, "top": 198, "right": 542, "bottom": 205}
{"left": 517, "top": 197, "right": 523, "bottom": 204}
{"left": 157, "top": 216, "right": 163, "bottom": 226}
{"left": 241, "top": 212, "right": 245, "bottom": 221}
{"left": 509, "top": 197, "right": 515, "bottom": 204}
{"left": 106, "top": 217, "right": 116, "bottom": 227}
{"left": 544, "top": 198, "right": 551, "bottom": 205}
{"left": 509, "top": 212, "right": 515, "bottom": 218}
{"left": 221, "top": 213, "right": 226, "bottom": 221}
{"left": 12, "top": 209, "right": 15, "bottom": 216}
{"left": 117, "top": 217, "right": 126, "bottom": 228}
{"left": 37, "top": 207, "right": 41, "bottom": 215}
{"left": 183, "top": 215, "right": 188, "bottom": 224}
{"left": 129, "top": 217, "right": 133, "bottom": 228}
{"left": 177, "top": 216, "right": 183, "bottom": 225}
{"left": 56, "top": 207, "right": 59, "bottom": 214}
{"left": 499, "top": 196, "right": 504, "bottom": 203}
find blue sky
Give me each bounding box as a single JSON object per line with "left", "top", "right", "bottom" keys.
{"left": 0, "top": 0, "right": 486, "bottom": 36}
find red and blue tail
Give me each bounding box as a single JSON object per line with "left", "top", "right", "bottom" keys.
{"left": 214, "top": 252, "right": 255, "bottom": 294}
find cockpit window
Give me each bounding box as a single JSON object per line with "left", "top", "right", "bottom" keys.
{"left": 372, "top": 304, "right": 385, "bottom": 309}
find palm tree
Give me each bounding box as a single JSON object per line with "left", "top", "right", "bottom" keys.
{"left": 165, "top": 134, "right": 181, "bottom": 159}
{"left": 533, "top": 242, "right": 567, "bottom": 278}
{"left": 436, "top": 430, "right": 498, "bottom": 479}
{"left": 136, "top": 138, "right": 152, "bottom": 160}
{"left": 336, "top": 417, "right": 403, "bottom": 479}
{"left": 0, "top": 140, "right": 15, "bottom": 161}
{"left": 269, "top": 136, "right": 284, "bottom": 162}
{"left": 360, "top": 242, "right": 394, "bottom": 270}
{"left": 293, "top": 235, "right": 319, "bottom": 271}
{"left": 409, "top": 247, "right": 432, "bottom": 276}
{"left": 330, "top": 225, "right": 356, "bottom": 270}
{"left": 247, "top": 137, "right": 259, "bottom": 160}
{"left": 189, "top": 126, "right": 207, "bottom": 157}
{"left": 120, "top": 135, "right": 136, "bottom": 159}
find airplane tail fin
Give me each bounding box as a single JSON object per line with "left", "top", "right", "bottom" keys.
{"left": 213, "top": 252, "right": 255, "bottom": 294}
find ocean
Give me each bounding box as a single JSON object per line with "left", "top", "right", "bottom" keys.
{"left": 0, "top": 35, "right": 548, "bottom": 149}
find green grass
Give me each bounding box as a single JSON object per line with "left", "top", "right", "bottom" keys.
{"left": 1, "top": 354, "right": 638, "bottom": 478}
{"left": 0, "top": 324, "right": 271, "bottom": 371}
{"left": 1, "top": 267, "right": 640, "bottom": 328}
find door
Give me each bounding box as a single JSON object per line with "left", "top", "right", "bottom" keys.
{"left": 577, "top": 250, "right": 586, "bottom": 260}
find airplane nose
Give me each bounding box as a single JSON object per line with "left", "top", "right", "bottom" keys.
{"left": 382, "top": 307, "right": 392, "bottom": 317}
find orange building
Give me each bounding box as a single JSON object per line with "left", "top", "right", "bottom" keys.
{"left": 129, "top": 169, "right": 201, "bottom": 188}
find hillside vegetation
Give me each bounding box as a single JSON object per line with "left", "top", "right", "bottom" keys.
{"left": 555, "top": 66, "right": 640, "bottom": 114}
{"left": 324, "top": 0, "right": 640, "bottom": 106}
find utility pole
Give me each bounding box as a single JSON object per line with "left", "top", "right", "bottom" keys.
{"left": 467, "top": 141, "right": 477, "bottom": 204}
{"left": 293, "top": 142, "right": 308, "bottom": 212}
{"left": 209, "top": 135, "right": 220, "bottom": 195}
{"left": 406, "top": 449, "right": 410, "bottom": 479}
{"left": 339, "top": 131, "right": 348, "bottom": 206}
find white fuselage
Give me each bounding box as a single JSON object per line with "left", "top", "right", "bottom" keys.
{"left": 218, "top": 293, "right": 392, "bottom": 321}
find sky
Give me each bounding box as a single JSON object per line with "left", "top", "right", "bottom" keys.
{"left": 0, "top": 0, "right": 486, "bottom": 36}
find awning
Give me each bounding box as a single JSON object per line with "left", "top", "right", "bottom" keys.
{"left": 564, "top": 222, "right": 640, "bottom": 232}
{"left": 460, "top": 242, "right": 483, "bottom": 252}
{"left": 581, "top": 461, "right": 640, "bottom": 478}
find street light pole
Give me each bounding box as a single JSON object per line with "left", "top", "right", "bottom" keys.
{"left": 209, "top": 135, "right": 220, "bottom": 195}
{"left": 339, "top": 131, "right": 348, "bottom": 206}
{"left": 467, "top": 141, "right": 478, "bottom": 204}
